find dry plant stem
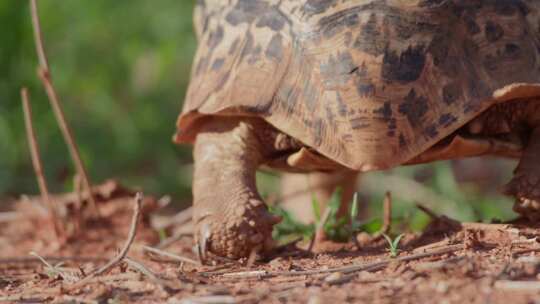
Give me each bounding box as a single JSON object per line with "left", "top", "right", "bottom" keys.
{"left": 29, "top": 0, "right": 49, "bottom": 70}
{"left": 220, "top": 244, "right": 464, "bottom": 279}
{"left": 156, "top": 232, "right": 193, "bottom": 249}
{"left": 494, "top": 280, "right": 540, "bottom": 291}
{"left": 142, "top": 245, "right": 200, "bottom": 265}
{"left": 125, "top": 257, "right": 174, "bottom": 292}
{"left": 0, "top": 211, "right": 22, "bottom": 222}
{"left": 309, "top": 206, "right": 332, "bottom": 252}
{"left": 72, "top": 174, "right": 83, "bottom": 234}
{"left": 68, "top": 192, "right": 143, "bottom": 290}
{"left": 0, "top": 256, "right": 106, "bottom": 264}
{"left": 416, "top": 203, "right": 441, "bottom": 220}
{"left": 30, "top": 0, "right": 99, "bottom": 216}
{"left": 154, "top": 207, "right": 192, "bottom": 230}
{"left": 37, "top": 68, "right": 99, "bottom": 216}
{"left": 382, "top": 191, "right": 392, "bottom": 233}
{"left": 372, "top": 192, "right": 393, "bottom": 240}
{"left": 21, "top": 88, "right": 61, "bottom": 237}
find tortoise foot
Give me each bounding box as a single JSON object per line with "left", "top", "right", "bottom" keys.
{"left": 505, "top": 174, "right": 540, "bottom": 221}
{"left": 195, "top": 198, "right": 281, "bottom": 262}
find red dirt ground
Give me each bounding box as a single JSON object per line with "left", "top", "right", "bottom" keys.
{"left": 2, "top": 182, "right": 540, "bottom": 303}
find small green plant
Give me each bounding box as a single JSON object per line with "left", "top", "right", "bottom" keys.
{"left": 270, "top": 188, "right": 384, "bottom": 243}
{"left": 382, "top": 233, "right": 404, "bottom": 258}
{"left": 269, "top": 205, "right": 315, "bottom": 243}
{"left": 321, "top": 188, "right": 349, "bottom": 241}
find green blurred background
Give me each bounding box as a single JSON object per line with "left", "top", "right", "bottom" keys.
{"left": 0, "top": 1, "right": 520, "bottom": 228}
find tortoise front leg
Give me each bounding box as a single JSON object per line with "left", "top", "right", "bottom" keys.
{"left": 192, "top": 118, "right": 281, "bottom": 260}
{"left": 505, "top": 127, "right": 540, "bottom": 220}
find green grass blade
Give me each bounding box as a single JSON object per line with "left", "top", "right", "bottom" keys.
{"left": 350, "top": 192, "right": 359, "bottom": 221}
{"left": 311, "top": 194, "right": 321, "bottom": 222}
{"left": 392, "top": 234, "right": 404, "bottom": 248}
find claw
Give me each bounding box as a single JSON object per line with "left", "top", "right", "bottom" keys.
{"left": 267, "top": 213, "right": 282, "bottom": 224}
{"left": 502, "top": 180, "right": 519, "bottom": 196}
{"left": 197, "top": 221, "right": 211, "bottom": 265}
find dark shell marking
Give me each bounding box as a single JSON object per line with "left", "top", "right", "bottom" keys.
{"left": 178, "top": 0, "right": 540, "bottom": 171}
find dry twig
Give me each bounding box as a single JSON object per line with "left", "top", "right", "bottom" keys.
{"left": 309, "top": 206, "right": 332, "bottom": 252}
{"left": 381, "top": 191, "right": 392, "bottom": 233}
{"left": 371, "top": 192, "right": 393, "bottom": 240}
{"left": 142, "top": 245, "right": 199, "bottom": 265}
{"left": 494, "top": 280, "right": 540, "bottom": 291}
{"left": 0, "top": 256, "right": 106, "bottom": 264}
{"left": 29, "top": 252, "right": 80, "bottom": 282}
{"left": 68, "top": 192, "right": 143, "bottom": 290}
{"left": 21, "top": 88, "right": 61, "bottom": 237}
{"left": 0, "top": 212, "right": 22, "bottom": 222}
{"left": 219, "top": 244, "right": 464, "bottom": 280}
{"left": 29, "top": 0, "right": 99, "bottom": 216}
{"left": 125, "top": 257, "right": 176, "bottom": 292}
{"left": 153, "top": 207, "right": 193, "bottom": 230}
{"left": 169, "top": 296, "right": 236, "bottom": 304}
{"left": 156, "top": 232, "right": 193, "bottom": 249}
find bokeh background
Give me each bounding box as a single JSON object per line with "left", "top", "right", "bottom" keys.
{"left": 0, "top": 1, "right": 520, "bottom": 229}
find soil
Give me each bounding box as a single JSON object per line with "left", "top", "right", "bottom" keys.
{"left": 2, "top": 182, "right": 540, "bottom": 303}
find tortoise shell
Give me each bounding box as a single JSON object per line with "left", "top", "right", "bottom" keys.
{"left": 175, "top": 0, "right": 540, "bottom": 171}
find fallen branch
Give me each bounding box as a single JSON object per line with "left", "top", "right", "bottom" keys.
{"left": 152, "top": 207, "right": 192, "bottom": 230}
{"left": 30, "top": 0, "right": 99, "bottom": 216}
{"left": 21, "top": 88, "right": 61, "bottom": 237}
{"left": 142, "top": 245, "right": 199, "bottom": 265}
{"left": 125, "top": 257, "right": 176, "bottom": 292}
{"left": 511, "top": 247, "right": 540, "bottom": 258}
{"left": 219, "top": 244, "right": 464, "bottom": 280}
{"left": 169, "top": 296, "right": 236, "bottom": 304}
{"left": 68, "top": 192, "right": 143, "bottom": 290}
{"left": 156, "top": 232, "right": 193, "bottom": 249}
{"left": 0, "top": 256, "right": 107, "bottom": 264}
{"left": 494, "top": 280, "right": 540, "bottom": 291}
{"left": 0, "top": 212, "right": 22, "bottom": 222}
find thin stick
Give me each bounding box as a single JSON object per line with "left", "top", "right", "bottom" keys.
{"left": 0, "top": 212, "right": 22, "bottom": 222}
{"left": 29, "top": 0, "right": 99, "bottom": 216}
{"left": 142, "top": 245, "right": 199, "bottom": 265}
{"left": 0, "top": 256, "right": 107, "bottom": 264}
{"left": 125, "top": 257, "right": 175, "bottom": 292}
{"left": 309, "top": 206, "right": 332, "bottom": 252}
{"left": 29, "top": 0, "right": 49, "bottom": 71}
{"left": 219, "top": 244, "right": 464, "bottom": 279}
{"left": 29, "top": 251, "right": 79, "bottom": 282}
{"left": 21, "top": 88, "right": 61, "bottom": 237}
{"left": 494, "top": 280, "right": 540, "bottom": 291}
{"left": 381, "top": 191, "right": 392, "bottom": 234}
{"left": 68, "top": 192, "right": 143, "bottom": 290}
{"left": 153, "top": 207, "right": 192, "bottom": 230}
{"left": 416, "top": 203, "right": 440, "bottom": 220}
{"left": 156, "top": 232, "right": 193, "bottom": 249}
{"left": 372, "top": 192, "right": 393, "bottom": 240}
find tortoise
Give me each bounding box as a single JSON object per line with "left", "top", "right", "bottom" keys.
{"left": 174, "top": 0, "right": 540, "bottom": 259}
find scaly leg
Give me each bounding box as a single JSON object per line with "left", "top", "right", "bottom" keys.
{"left": 192, "top": 118, "right": 280, "bottom": 260}
{"left": 505, "top": 127, "right": 540, "bottom": 220}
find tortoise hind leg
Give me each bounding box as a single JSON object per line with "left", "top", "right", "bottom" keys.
{"left": 280, "top": 171, "right": 360, "bottom": 224}
{"left": 505, "top": 127, "right": 540, "bottom": 220}
{"left": 192, "top": 118, "right": 281, "bottom": 260}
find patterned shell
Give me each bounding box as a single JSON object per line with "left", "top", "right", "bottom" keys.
{"left": 175, "top": 0, "right": 540, "bottom": 172}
